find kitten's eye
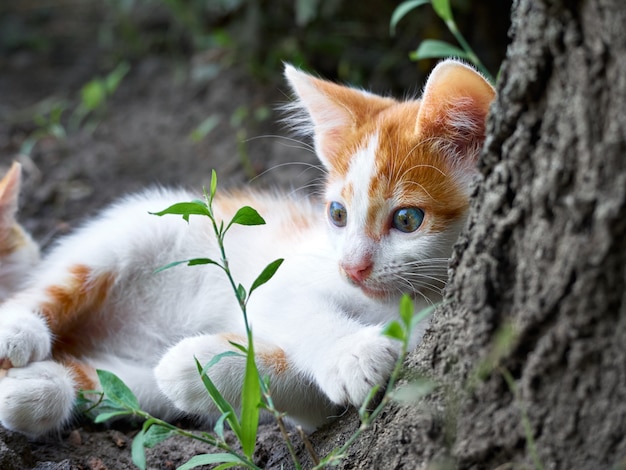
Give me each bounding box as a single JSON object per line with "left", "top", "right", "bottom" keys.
{"left": 328, "top": 201, "right": 347, "bottom": 227}
{"left": 392, "top": 207, "right": 424, "bottom": 233}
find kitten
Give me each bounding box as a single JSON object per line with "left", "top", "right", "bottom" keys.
{"left": 0, "top": 162, "right": 39, "bottom": 301}
{"left": 0, "top": 60, "right": 494, "bottom": 436}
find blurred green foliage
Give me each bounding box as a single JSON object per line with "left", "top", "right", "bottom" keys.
{"left": 0, "top": 0, "right": 510, "bottom": 91}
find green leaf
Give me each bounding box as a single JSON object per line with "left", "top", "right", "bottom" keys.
{"left": 410, "top": 39, "right": 469, "bottom": 61}
{"left": 431, "top": 0, "right": 452, "bottom": 21}
{"left": 214, "top": 412, "right": 230, "bottom": 440}
{"left": 194, "top": 358, "right": 242, "bottom": 437}
{"left": 190, "top": 115, "right": 221, "bottom": 143}
{"left": 104, "top": 61, "right": 130, "bottom": 94}
{"left": 295, "top": 0, "right": 319, "bottom": 26}
{"left": 399, "top": 294, "right": 414, "bottom": 328}
{"left": 150, "top": 201, "right": 211, "bottom": 219}
{"left": 96, "top": 369, "right": 139, "bottom": 410}
{"left": 201, "top": 350, "right": 243, "bottom": 371}
{"left": 131, "top": 429, "right": 147, "bottom": 470}
{"left": 209, "top": 170, "right": 218, "bottom": 204}
{"left": 239, "top": 336, "right": 261, "bottom": 458}
{"left": 249, "top": 258, "right": 284, "bottom": 295}
{"left": 382, "top": 320, "right": 406, "bottom": 342}
{"left": 142, "top": 422, "right": 174, "bottom": 448}
{"left": 391, "top": 378, "right": 438, "bottom": 403}
{"left": 188, "top": 258, "right": 219, "bottom": 267}
{"left": 237, "top": 284, "right": 247, "bottom": 303}
{"left": 409, "top": 303, "right": 438, "bottom": 333}
{"left": 93, "top": 410, "right": 132, "bottom": 423}
{"left": 390, "top": 0, "right": 431, "bottom": 35}
{"left": 230, "top": 206, "right": 266, "bottom": 226}
{"left": 81, "top": 79, "right": 106, "bottom": 111}
{"left": 229, "top": 342, "right": 248, "bottom": 355}
{"left": 153, "top": 258, "right": 219, "bottom": 274}
{"left": 177, "top": 454, "right": 245, "bottom": 470}
{"left": 213, "top": 463, "right": 241, "bottom": 470}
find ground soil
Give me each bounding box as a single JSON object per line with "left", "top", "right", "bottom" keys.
{"left": 0, "top": 25, "right": 321, "bottom": 470}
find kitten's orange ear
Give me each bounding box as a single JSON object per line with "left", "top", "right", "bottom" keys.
{"left": 0, "top": 162, "right": 21, "bottom": 229}
{"left": 284, "top": 64, "right": 394, "bottom": 168}
{"left": 416, "top": 59, "right": 495, "bottom": 163}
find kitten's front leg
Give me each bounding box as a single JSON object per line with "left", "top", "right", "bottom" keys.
{"left": 155, "top": 334, "right": 338, "bottom": 430}
{"left": 306, "top": 325, "right": 399, "bottom": 408}
{"left": 0, "top": 301, "right": 52, "bottom": 368}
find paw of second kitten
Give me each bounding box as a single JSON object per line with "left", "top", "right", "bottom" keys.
{"left": 319, "top": 328, "right": 399, "bottom": 407}
{"left": 0, "top": 360, "right": 76, "bottom": 436}
{"left": 0, "top": 307, "right": 51, "bottom": 367}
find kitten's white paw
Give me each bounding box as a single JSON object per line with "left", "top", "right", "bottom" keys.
{"left": 0, "top": 361, "right": 76, "bottom": 436}
{"left": 155, "top": 335, "right": 241, "bottom": 415}
{"left": 319, "top": 328, "right": 399, "bottom": 407}
{"left": 0, "top": 308, "right": 51, "bottom": 367}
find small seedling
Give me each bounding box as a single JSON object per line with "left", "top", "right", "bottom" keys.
{"left": 390, "top": 0, "right": 495, "bottom": 84}
{"left": 87, "top": 170, "right": 435, "bottom": 469}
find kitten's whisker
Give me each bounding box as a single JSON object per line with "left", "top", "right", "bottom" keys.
{"left": 250, "top": 162, "right": 327, "bottom": 184}
{"left": 245, "top": 134, "right": 316, "bottom": 153}
{"left": 288, "top": 181, "right": 327, "bottom": 198}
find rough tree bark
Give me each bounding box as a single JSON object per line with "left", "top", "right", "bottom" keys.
{"left": 285, "top": 1, "right": 626, "bottom": 468}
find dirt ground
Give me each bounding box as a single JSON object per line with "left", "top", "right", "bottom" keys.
{"left": 0, "top": 17, "right": 324, "bottom": 470}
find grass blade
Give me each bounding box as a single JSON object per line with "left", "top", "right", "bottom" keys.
{"left": 239, "top": 336, "right": 261, "bottom": 458}
{"left": 194, "top": 358, "right": 242, "bottom": 438}
{"left": 431, "top": 0, "right": 452, "bottom": 21}
{"left": 177, "top": 453, "right": 247, "bottom": 470}
{"left": 410, "top": 39, "right": 469, "bottom": 60}
{"left": 390, "top": 0, "right": 431, "bottom": 35}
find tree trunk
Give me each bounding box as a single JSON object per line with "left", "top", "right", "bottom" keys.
{"left": 288, "top": 1, "right": 626, "bottom": 468}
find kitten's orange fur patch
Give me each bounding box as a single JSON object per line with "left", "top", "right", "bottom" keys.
{"left": 54, "top": 353, "right": 98, "bottom": 391}
{"left": 333, "top": 101, "right": 469, "bottom": 236}
{"left": 215, "top": 191, "right": 314, "bottom": 234}
{"left": 41, "top": 264, "right": 114, "bottom": 336}
{"left": 219, "top": 333, "right": 288, "bottom": 375}
{"left": 257, "top": 348, "right": 289, "bottom": 375}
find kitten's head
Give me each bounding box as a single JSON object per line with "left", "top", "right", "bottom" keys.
{"left": 0, "top": 162, "right": 39, "bottom": 300}
{"left": 285, "top": 60, "right": 495, "bottom": 302}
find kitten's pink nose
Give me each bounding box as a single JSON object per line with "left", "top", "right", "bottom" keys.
{"left": 341, "top": 260, "right": 373, "bottom": 284}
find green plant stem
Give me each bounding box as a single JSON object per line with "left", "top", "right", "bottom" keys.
{"left": 204, "top": 193, "right": 251, "bottom": 330}
{"left": 315, "top": 336, "right": 409, "bottom": 468}
{"left": 136, "top": 410, "right": 261, "bottom": 469}
{"left": 500, "top": 367, "right": 544, "bottom": 470}
{"left": 261, "top": 381, "right": 304, "bottom": 469}
{"left": 446, "top": 19, "right": 494, "bottom": 82}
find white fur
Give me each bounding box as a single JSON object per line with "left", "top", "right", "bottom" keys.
{"left": 0, "top": 187, "right": 435, "bottom": 435}
{"left": 0, "top": 61, "right": 489, "bottom": 436}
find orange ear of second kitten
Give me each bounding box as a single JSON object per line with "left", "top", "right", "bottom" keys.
{"left": 0, "top": 162, "right": 40, "bottom": 301}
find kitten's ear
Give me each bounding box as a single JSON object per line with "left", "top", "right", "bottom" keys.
{"left": 284, "top": 64, "right": 394, "bottom": 169}
{"left": 416, "top": 59, "right": 495, "bottom": 163}
{"left": 0, "top": 162, "right": 21, "bottom": 230}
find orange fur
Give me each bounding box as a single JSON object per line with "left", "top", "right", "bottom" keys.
{"left": 219, "top": 333, "right": 289, "bottom": 375}
{"left": 41, "top": 264, "right": 114, "bottom": 336}
{"left": 215, "top": 191, "right": 315, "bottom": 234}
{"left": 257, "top": 347, "right": 289, "bottom": 375}
{"left": 54, "top": 353, "right": 98, "bottom": 391}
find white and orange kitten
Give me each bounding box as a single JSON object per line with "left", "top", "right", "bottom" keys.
{"left": 0, "top": 60, "right": 494, "bottom": 436}
{"left": 0, "top": 162, "right": 39, "bottom": 301}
